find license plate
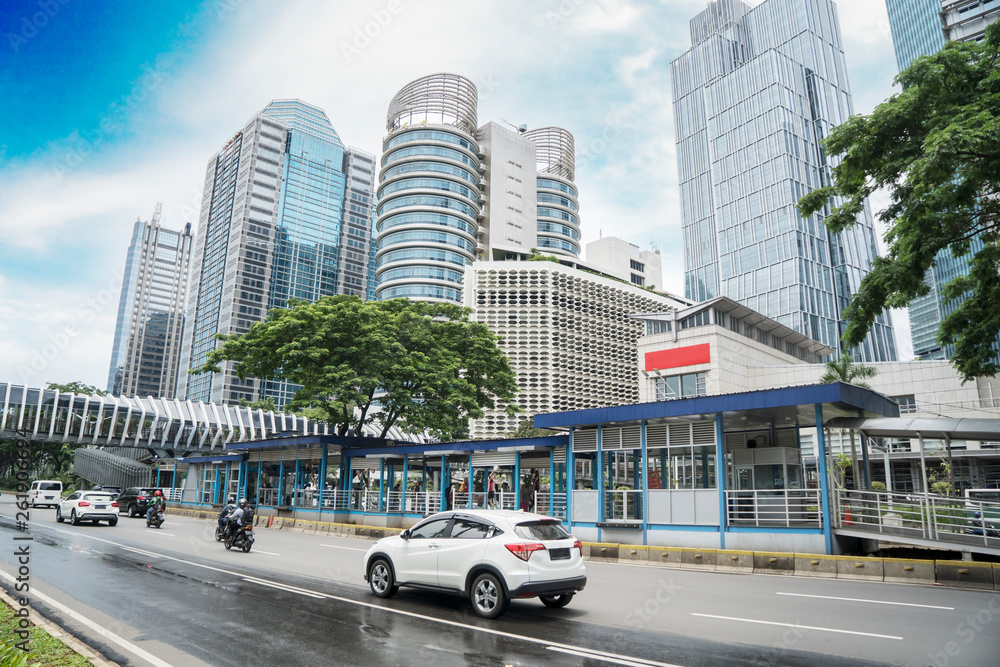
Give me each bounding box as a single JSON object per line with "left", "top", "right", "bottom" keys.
{"left": 95, "top": 505, "right": 106, "bottom": 509}
{"left": 549, "top": 548, "right": 570, "bottom": 560}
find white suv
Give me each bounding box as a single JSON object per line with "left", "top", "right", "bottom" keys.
{"left": 364, "top": 509, "right": 586, "bottom": 618}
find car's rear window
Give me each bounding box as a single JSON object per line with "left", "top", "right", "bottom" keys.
{"left": 36, "top": 482, "right": 61, "bottom": 490}
{"left": 141, "top": 489, "right": 158, "bottom": 495}
{"left": 514, "top": 521, "right": 571, "bottom": 541}
{"left": 84, "top": 494, "right": 114, "bottom": 502}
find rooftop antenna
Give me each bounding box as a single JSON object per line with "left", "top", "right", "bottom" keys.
{"left": 151, "top": 202, "right": 163, "bottom": 226}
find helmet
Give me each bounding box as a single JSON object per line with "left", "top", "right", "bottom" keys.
{"left": 154, "top": 490, "right": 162, "bottom": 497}
{"left": 228, "top": 495, "right": 236, "bottom": 504}
{"left": 239, "top": 498, "right": 247, "bottom": 508}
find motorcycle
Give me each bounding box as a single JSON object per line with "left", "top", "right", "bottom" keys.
{"left": 215, "top": 521, "right": 226, "bottom": 542}
{"left": 225, "top": 512, "right": 255, "bottom": 553}
{"left": 964, "top": 511, "right": 1000, "bottom": 538}
{"left": 146, "top": 508, "right": 165, "bottom": 529}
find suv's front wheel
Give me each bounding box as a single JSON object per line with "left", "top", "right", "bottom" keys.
{"left": 471, "top": 572, "right": 509, "bottom": 619}
{"left": 368, "top": 558, "right": 398, "bottom": 598}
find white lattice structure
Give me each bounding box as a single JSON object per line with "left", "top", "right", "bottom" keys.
{"left": 464, "top": 262, "right": 690, "bottom": 438}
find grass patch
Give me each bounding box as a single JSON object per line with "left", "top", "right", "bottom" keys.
{"left": 0, "top": 597, "right": 94, "bottom": 667}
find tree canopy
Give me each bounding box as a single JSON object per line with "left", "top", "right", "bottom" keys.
{"left": 820, "top": 354, "right": 877, "bottom": 390}
{"left": 192, "top": 296, "right": 518, "bottom": 441}
{"left": 798, "top": 21, "right": 1000, "bottom": 380}
{"left": 46, "top": 381, "right": 107, "bottom": 396}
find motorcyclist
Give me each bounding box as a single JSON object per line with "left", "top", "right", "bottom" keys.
{"left": 217, "top": 495, "right": 237, "bottom": 533}
{"left": 146, "top": 489, "right": 166, "bottom": 523}
{"left": 225, "top": 498, "right": 249, "bottom": 541}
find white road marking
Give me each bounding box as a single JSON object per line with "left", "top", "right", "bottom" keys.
{"left": 546, "top": 646, "right": 680, "bottom": 667}
{"left": 254, "top": 550, "right": 281, "bottom": 556}
{"left": 122, "top": 546, "right": 162, "bottom": 559}
{"left": 144, "top": 532, "right": 176, "bottom": 536}
{"left": 776, "top": 591, "right": 954, "bottom": 610}
{"left": 691, "top": 613, "right": 903, "bottom": 640}
{"left": 320, "top": 544, "right": 367, "bottom": 552}
{"left": 0, "top": 569, "right": 175, "bottom": 667}
{"left": 242, "top": 577, "right": 323, "bottom": 599}
{"left": 6, "top": 519, "right": 682, "bottom": 667}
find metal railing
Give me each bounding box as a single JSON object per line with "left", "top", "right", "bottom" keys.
{"left": 726, "top": 489, "right": 822, "bottom": 527}
{"left": 158, "top": 487, "right": 183, "bottom": 503}
{"left": 833, "top": 489, "right": 1000, "bottom": 548}
{"left": 534, "top": 492, "right": 567, "bottom": 519}
{"left": 605, "top": 489, "right": 643, "bottom": 522}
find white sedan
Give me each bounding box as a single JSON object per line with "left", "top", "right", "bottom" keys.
{"left": 364, "top": 509, "right": 586, "bottom": 618}
{"left": 56, "top": 491, "right": 119, "bottom": 526}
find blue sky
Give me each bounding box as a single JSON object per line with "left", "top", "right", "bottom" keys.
{"left": 0, "top": 0, "right": 906, "bottom": 389}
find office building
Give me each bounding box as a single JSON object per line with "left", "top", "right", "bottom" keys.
{"left": 464, "top": 261, "right": 690, "bottom": 438}
{"left": 886, "top": 0, "right": 999, "bottom": 361}
{"left": 586, "top": 236, "right": 663, "bottom": 290}
{"left": 374, "top": 73, "right": 582, "bottom": 304}
{"left": 669, "top": 0, "right": 897, "bottom": 362}
{"left": 107, "top": 205, "right": 192, "bottom": 399}
{"left": 178, "top": 100, "right": 376, "bottom": 405}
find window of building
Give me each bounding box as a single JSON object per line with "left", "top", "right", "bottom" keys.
{"left": 645, "top": 320, "right": 671, "bottom": 336}
{"left": 893, "top": 395, "right": 917, "bottom": 414}
{"left": 630, "top": 273, "right": 644, "bottom": 286}
{"left": 630, "top": 259, "right": 644, "bottom": 272}
{"left": 654, "top": 372, "right": 707, "bottom": 400}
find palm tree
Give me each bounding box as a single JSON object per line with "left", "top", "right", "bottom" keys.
{"left": 821, "top": 354, "right": 878, "bottom": 489}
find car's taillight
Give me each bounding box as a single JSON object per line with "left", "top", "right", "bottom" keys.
{"left": 137, "top": 495, "right": 145, "bottom": 501}
{"left": 111, "top": 502, "right": 119, "bottom": 508}
{"left": 78, "top": 501, "right": 91, "bottom": 507}
{"left": 573, "top": 538, "right": 583, "bottom": 557}
{"left": 505, "top": 542, "right": 546, "bottom": 562}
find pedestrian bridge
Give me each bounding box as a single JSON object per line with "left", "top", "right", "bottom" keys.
{"left": 0, "top": 381, "right": 327, "bottom": 456}
{"left": 833, "top": 489, "right": 1000, "bottom": 557}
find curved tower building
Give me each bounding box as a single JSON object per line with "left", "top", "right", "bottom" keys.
{"left": 524, "top": 127, "right": 581, "bottom": 258}
{"left": 375, "top": 73, "right": 483, "bottom": 303}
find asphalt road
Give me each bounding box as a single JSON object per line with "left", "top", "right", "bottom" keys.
{"left": 1, "top": 494, "right": 998, "bottom": 666}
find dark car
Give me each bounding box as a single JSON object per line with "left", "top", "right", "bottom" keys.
{"left": 116, "top": 487, "right": 160, "bottom": 517}
{"left": 101, "top": 486, "right": 123, "bottom": 500}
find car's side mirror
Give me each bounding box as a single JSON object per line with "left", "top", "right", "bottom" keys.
{"left": 400, "top": 529, "right": 410, "bottom": 540}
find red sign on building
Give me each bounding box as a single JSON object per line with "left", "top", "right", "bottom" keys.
{"left": 644, "top": 343, "right": 710, "bottom": 372}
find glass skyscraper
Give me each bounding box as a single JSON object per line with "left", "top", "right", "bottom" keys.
{"left": 885, "top": 0, "right": 998, "bottom": 361}
{"left": 107, "top": 206, "right": 192, "bottom": 398}
{"left": 670, "top": 0, "right": 896, "bottom": 362}
{"left": 178, "top": 100, "right": 376, "bottom": 405}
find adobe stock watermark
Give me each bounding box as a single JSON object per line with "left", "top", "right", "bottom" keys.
{"left": 544, "top": 0, "right": 589, "bottom": 31}
{"left": 52, "top": 62, "right": 165, "bottom": 180}
{"left": 6, "top": 0, "right": 71, "bottom": 54}
{"left": 16, "top": 271, "right": 122, "bottom": 384}
{"left": 576, "top": 114, "right": 624, "bottom": 173}
{"left": 928, "top": 593, "right": 1000, "bottom": 667}
{"left": 341, "top": 0, "right": 404, "bottom": 63}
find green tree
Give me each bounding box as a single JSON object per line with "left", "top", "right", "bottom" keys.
{"left": 238, "top": 396, "right": 279, "bottom": 412}
{"left": 46, "top": 381, "right": 107, "bottom": 396}
{"left": 193, "top": 296, "right": 518, "bottom": 441}
{"left": 506, "top": 418, "right": 557, "bottom": 439}
{"left": 798, "top": 21, "right": 1000, "bottom": 381}
{"left": 821, "top": 355, "right": 877, "bottom": 489}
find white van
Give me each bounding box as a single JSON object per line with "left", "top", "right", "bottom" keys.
{"left": 29, "top": 480, "right": 63, "bottom": 508}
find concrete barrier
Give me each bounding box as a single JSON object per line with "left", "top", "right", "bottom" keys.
{"left": 753, "top": 551, "right": 795, "bottom": 576}
{"left": 679, "top": 547, "right": 717, "bottom": 570}
{"left": 271, "top": 517, "right": 284, "bottom": 530}
{"left": 835, "top": 555, "right": 884, "bottom": 582}
{"left": 995, "top": 563, "right": 1000, "bottom": 591}
{"left": 584, "top": 543, "right": 620, "bottom": 562}
{"left": 715, "top": 549, "right": 753, "bottom": 573}
{"left": 936, "top": 560, "right": 995, "bottom": 590}
{"left": 793, "top": 553, "right": 838, "bottom": 578}
{"left": 883, "top": 557, "right": 935, "bottom": 585}
{"left": 618, "top": 545, "right": 649, "bottom": 564}
{"left": 646, "top": 547, "right": 682, "bottom": 568}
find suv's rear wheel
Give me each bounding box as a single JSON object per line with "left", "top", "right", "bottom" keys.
{"left": 471, "top": 572, "right": 509, "bottom": 619}
{"left": 368, "top": 559, "right": 398, "bottom": 598}
{"left": 540, "top": 593, "right": 574, "bottom": 609}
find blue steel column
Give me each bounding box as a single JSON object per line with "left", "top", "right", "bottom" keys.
{"left": 402, "top": 455, "right": 409, "bottom": 512}
{"left": 567, "top": 428, "right": 575, "bottom": 525}
{"left": 214, "top": 466, "right": 222, "bottom": 505}
{"left": 277, "top": 455, "right": 285, "bottom": 507}
{"left": 596, "top": 426, "right": 604, "bottom": 534}
{"left": 815, "top": 404, "right": 833, "bottom": 554}
{"left": 378, "top": 459, "right": 385, "bottom": 513}
{"left": 549, "top": 450, "right": 555, "bottom": 517}
{"left": 440, "top": 455, "right": 447, "bottom": 510}
{"left": 256, "top": 456, "right": 262, "bottom": 505}
{"left": 293, "top": 449, "right": 301, "bottom": 508}
{"left": 467, "top": 456, "right": 473, "bottom": 509}
{"left": 641, "top": 420, "right": 649, "bottom": 545}
{"left": 514, "top": 451, "right": 521, "bottom": 509}
{"left": 715, "top": 413, "right": 726, "bottom": 550}
{"left": 319, "top": 444, "right": 329, "bottom": 497}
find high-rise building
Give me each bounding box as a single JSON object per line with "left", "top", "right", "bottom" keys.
{"left": 178, "top": 100, "right": 376, "bottom": 405}
{"left": 669, "top": 0, "right": 897, "bottom": 362}
{"left": 885, "top": 0, "right": 998, "bottom": 361}
{"left": 107, "top": 205, "right": 192, "bottom": 399}
{"left": 374, "top": 73, "right": 582, "bottom": 304}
